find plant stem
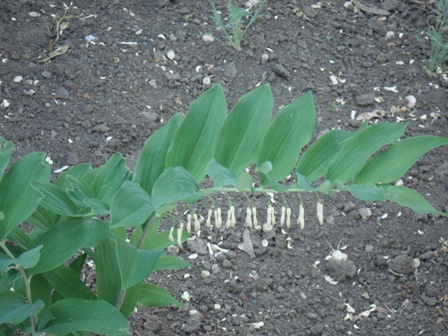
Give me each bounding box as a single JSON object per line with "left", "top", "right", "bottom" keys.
{"left": 137, "top": 214, "right": 160, "bottom": 250}
{"left": 0, "top": 242, "right": 37, "bottom": 333}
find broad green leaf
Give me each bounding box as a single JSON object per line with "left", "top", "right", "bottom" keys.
{"left": 326, "top": 123, "right": 407, "bottom": 183}
{"left": 133, "top": 113, "right": 183, "bottom": 194}
{"left": 0, "top": 152, "right": 50, "bottom": 240}
{"left": 296, "top": 129, "right": 353, "bottom": 182}
{"left": 0, "top": 292, "right": 44, "bottom": 324}
{"left": 257, "top": 91, "right": 315, "bottom": 182}
{"left": 355, "top": 136, "right": 448, "bottom": 184}
{"left": 95, "top": 237, "right": 121, "bottom": 305}
{"left": 83, "top": 153, "right": 131, "bottom": 204}
{"left": 28, "top": 218, "right": 110, "bottom": 275}
{"left": 5, "top": 227, "right": 31, "bottom": 249}
{"left": 27, "top": 204, "right": 61, "bottom": 231}
{"left": 120, "top": 283, "right": 142, "bottom": 318}
{"left": 0, "top": 245, "right": 42, "bottom": 272}
{"left": 111, "top": 181, "right": 154, "bottom": 228}
{"left": 54, "top": 163, "right": 91, "bottom": 188}
{"left": 38, "top": 299, "right": 129, "bottom": 335}
{"left": 30, "top": 273, "right": 53, "bottom": 306}
{"left": 43, "top": 266, "right": 96, "bottom": 300}
{"left": 235, "top": 172, "right": 254, "bottom": 191}
{"left": 382, "top": 185, "right": 439, "bottom": 214}
{"left": 205, "top": 159, "right": 237, "bottom": 187}
{"left": 115, "top": 236, "right": 162, "bottom": 290}
{"left": 151, "top": 166, "right": 202, "bottom": 209}
{"left": 0, "top": 136, "right": 14, "bottom": 178}
{"left": 32, "top": 181, "right": 89, "bottom": 217}
{"left": 346, "top": 183, "right": 386, "bottom": 202}
{"left": 153, "top": 253, "right": 190, "bottom": 272}
{"left": 138, "top": 283, "right": 185, "bottom": 309}
{"left": 166, "top": 85, "right": 227, "bottom": 181}
{"left": 213, "top": 84, "right": 273, "bottom": 174}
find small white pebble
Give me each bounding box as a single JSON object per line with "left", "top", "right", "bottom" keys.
{"left": 181, "top": 291, "right": 190, "bottom": 301}
{"left": 201, "top": 270, "right": 210, "bottom": 278}
{"left": 167, "top": 50, "right": 175, "bottom": 60}
{"left": 13, "top": 76, "right": 23, "bottom": 83}
{"left": 203, "top": 76, "right": 211, "bottom": 85}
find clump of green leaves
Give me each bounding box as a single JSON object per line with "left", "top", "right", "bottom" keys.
{"left": 418, "top": 0, "right": 448, "bottom": 74}
{"left": 208, "top": 0, "right": 266, "bottom": 50}
{"left": 1, "top": 84, "right": 447, "bottom": 335}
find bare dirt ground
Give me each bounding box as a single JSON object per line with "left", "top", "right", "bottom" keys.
{"left": 1, "top": 0, "right": 448, "bottom": 335}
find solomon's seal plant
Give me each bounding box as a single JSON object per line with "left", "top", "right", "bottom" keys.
{"left": 1, "top": 84, "right": 447, "bottom": 335}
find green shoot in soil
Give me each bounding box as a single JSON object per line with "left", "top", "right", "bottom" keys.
{"left": 208, "top": 0, "right": 266, "bottom": 50}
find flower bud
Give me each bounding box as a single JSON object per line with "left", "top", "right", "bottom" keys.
{"left": 317, "top": 201, "right": 324, "bottom": 225}
{"left": 286, "top": 207, "right": 291, "bottom": 228}
{"left": 206, "top": 209, "right": 212, "bottom": 228}
{"left": 252, "top": 207, "right": 261, "bottom": 230}
{"left": 230, "top": 206, "right": 237, "bottom": 227}
{"left": 186, "top": 214, "right": 192, "bottom": 233}
{"left": 193, "top": 214, "right": 200, "bottom": 232}
{"left": 298, "top": 204, "right": 305, "bottom": 230}
{"left": 266, "top": 206, "right": 272, "bottom": 227}
{"left": 215, "top": 208, "right": 222, "bottom": 229}
{"left": 280, "top": 206, "right": 286, "bottom": 227}
{"left": 177, "top": 223, "right": 184, "bottom": 250}
{"left": 245, "top": 207, "right": 253, "bottom": 228}
{"left": 225, "top": 208, "right": 232, "bottom": 229}
{"left": 169, "top": 227, "right": 174, "bottom": 243}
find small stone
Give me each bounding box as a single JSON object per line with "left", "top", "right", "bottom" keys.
{"left": 13, "top": 75, "right": 23, "bottom": 83}
{"left": 92, "top": 124, "right": 111, "bottom": 133}
{"left": 166, "top": 50, "right": 175, "bottom": 60}
{"left": 211, "top": 264, "right": 220, "bottom": 273}
{"left": 182, "top": 313, "right": 203, "bottom": 333}
{"left": 325, "top": 259, "right": 357, "bottom": 281}
{"left": 356, "top": 93, "right": 376, "bottom": 106}
{"left": 303, "top": 6, "right": 318, "bottom": 18}
{"left": 140, "top": 111, "right": 158, "bottom": 122}
{"left": 153, "top": 51, "right": 165, "bottom": 62}
{"left": 388, "top": 255, "right": 415, "bottom": 274}
{"left": 42, "top": 70, "right": 51, "bottom": 79}
{"left": 186, "top": 238, "right": 208, "bottom": 255}
{"left": 222, "top": 259, "right": 232, "bottom": 269}
{"left": 66, "top": 151, "right": 79, "bottom": 165}
{"left": 273, "top": 63, "right": 290, "bottom": 78}
{"left": 53, "top": 87, "right": 69, "bottom": 98}
{"left": 201, "top": 270, "right": 211, "bottom": 278}
{"left": 224, "top": 62, "right": 238, "bottom": 79}
{"left": 148, "top": 79, "right": 158, "bottom": 88}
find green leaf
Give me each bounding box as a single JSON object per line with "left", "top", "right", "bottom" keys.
{"left": 0, "top": 292, "right": 44, "bottom": 324}
{"left": 38, "top": 299, "right": 129, "bottom": 335}
{"left": 0, "top": 137, "right": 14, "bottom": 179}
{"left": 83, "top": 153, "right": 132, "bottom": 204}
{"left": 32, "top": 181, "right": 90, "bottom": 217}
{"left": 165, "top": 85, "right": 227, "bottom": 181}
{"left": 0, "top": 152, "right": 50, "bottom": 240}
{"left": 153, "top": 253, "right": 190, "bottom": 272}
{"left": 296, "top": 129, "right": 353, "bottom": 182}
{"left": 28, "top": 218, "right": 110, "bottom": 275}
{"left": 133, "top": 113, "right": 183, "bottom": 194}
{"left": 355, "top": 136, "right": 448, "bottom": 184}
{"left": 346, "top": 183, "right": 386, "bottom": 202}
{"left": 115, "top": 237, "right": 163, "bottom": 290}
{"left": 43, "top": 266, "right": 96, "bottom": 300}
{"left": 151, "top": 167, "right": 202, "bottom": 209}
{"left": 54, "top": 163, "right": 92, "bottom": 188}
{"left": 213, "top": 84, "right": 273, "bottom": 174}
{"left": 235, "top": 172, "right": 254, "bottom": 191}
{"left": 95, "top": 237, "right": 122, "bottom": 306}
{"left": 27, "top": 204, "right": 61, "bottom": 231}
{"left": 205, "top": 159, "right": 237, "bottom": 187}
{"left": 138, "top": 283, "right": 185, "bottom": 309}
{"left": 30, "top": 273, "right": 53, "bottom": 306}
{"left": 257, "top": 91, "right": 315, "bottom": 182}
{"left": 382, "top": 185, "right": 439, "bottom": 214}
{"left": 326, "top": 123, "right": 407, "bottom": 183}
{"left": 111, "top": 181, "right": 154, "bottom": 228}
{"left": 0, "top": 245, "right": 42, "bottom": 272}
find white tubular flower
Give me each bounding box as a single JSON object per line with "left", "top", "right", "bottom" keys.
{"left": 193, "top": 214, "right": 200, "bottom": 232}
{"left": 215, "top": 208, "right": 222, "bottom": 229}
{"left": 317, "top": 201, "right": 324, "bottom": 225}
{"left": 177, "top": 223, "right": 184, "bottom": 250}
{"left": 168, "top": 227, "right": 174, "bottom": 243}
{"left": 280, "top": 206, "right": 286, "bottom": 227}
{"left": 286, "top": 207, "right": 291, "bottom": 228}
{"left": 225, "top": 208, "right": 232, "bottom": 229}
{"left": 252, "top": 207, "right": 261, "bottom": 230}
{"left": 298, "top": 203, "right": 305, "bottom": 230}
{"left": 266, "top": 206, "right": 272, "bottom": 227}
{"left": 206, "top": 209, "right": 212, "bottom": 228}
{"left": 246, "top": 207, "right": 253, "bottom": 228}
{"left": 230, "top": 206, "right": 237, "bottom": 227}
{"left": 186, "top": 214, "right": 192, "bottom": 233}
{"left": 270, "top": 205, "right": 276, "bottom": 226}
